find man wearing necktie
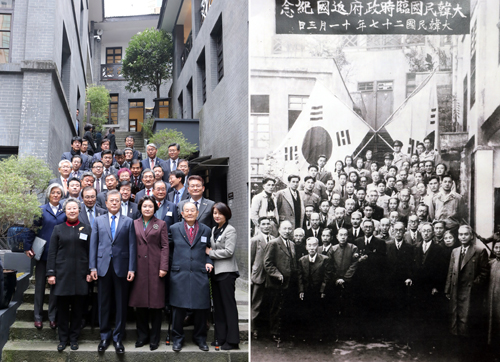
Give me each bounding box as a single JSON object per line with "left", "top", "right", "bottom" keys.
{"left": 169, "top": 202, "right": 213, "bottom": 352}
{"left": 445, "top": 225, "right": 489, "bottom": 355}
{"left": 298, "top": 237, "right": 331, "bottom": 341}
{"left": 385, "top": 222, "right": 414, "bottom": 339}
{"left": 89, "top": 190, "right": 137, "bottom": 354}
{"left": 79, "top": 187, "right": 107, "bottom": 227}
{"left": 264, "top": 221, "right": 296, "bottom": 343}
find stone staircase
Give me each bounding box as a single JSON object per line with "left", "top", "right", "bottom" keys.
{"left": 114, "top": 131, "right": 145, "bottom": 156}
{"left": 2, "top": 276, "right": 249, "bottom": 361}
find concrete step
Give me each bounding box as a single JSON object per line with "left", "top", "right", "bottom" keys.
{"left": 9, "top": 320, "right": 249, "bottom": 342}
{"left": 2, "top": 340, "right": 248, "bottom": 362}
{"left": 16, "top": 302, "right": 248, "bottom": 324}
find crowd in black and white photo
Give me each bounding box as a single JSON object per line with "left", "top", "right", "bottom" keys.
{"left": 251, "top": 138, "right": 500, "bottom": 361}
{"left": 23, "top": 125, "right": 241, "bottom": 354}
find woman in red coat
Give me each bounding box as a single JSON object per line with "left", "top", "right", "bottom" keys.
{"left": 129, "top": 195, "right": 169, "bottom": 351}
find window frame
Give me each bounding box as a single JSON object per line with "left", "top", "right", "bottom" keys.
{"left": 107, "top": 94, "right": 119, "bottom": 125}
{"left": 0, "top": 1, "right": 14, "bottom": 64}
{"left": 106, "top": 47, "right": 122, "bottom": 64}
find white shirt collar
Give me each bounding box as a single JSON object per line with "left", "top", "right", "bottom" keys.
{"left": 309, "top": 253, "right": 317, "bottom": 263}
{"left": 108, "top": 212, "right": 120, "bottom": 225}
{"left": 323, "top": 244, "right": 332, "bottom": 252}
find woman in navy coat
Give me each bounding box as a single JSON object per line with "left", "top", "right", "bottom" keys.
{"left": 206, "top": 202, "right": 240, "bottom": 350}
{"left": 24, "top": 183, "right": 67, "bottom": 330}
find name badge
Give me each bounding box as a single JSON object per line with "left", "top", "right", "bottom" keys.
{"left": 167, "top": 211, "right": 173, "bottom": 217}
{"left": 201, "top": 236, "right": 207, "bottom": 244}
{"left": 79, "top": 233, "right": 88, "bottom": 240}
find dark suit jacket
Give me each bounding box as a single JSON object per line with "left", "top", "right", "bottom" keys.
{"left": 132, "top": 149, "right": 142, "bottom": 161}
{"left": 107, "top": 133, "right": 117, "bottom": 152}
{"left": 25, "top": 203, "right": 66, "bottom": 261}
{"left": 169, "top": 222, "right": 212, "bottom": 310}
{"left": 413, "top": 241, "right": 447, "bottom": 293}
{"left": 89, "top": 213, "right": 137, "bottom": 278}
{"left": 155, "top": 199, "right": 178, "bottom": 240}
{"left": 94, "top": 175, "right": 106, "bottom": 193}
{"left": 354, "top": 235, "right": 387, "bottom": 288}
{"left": 348, "top": 227, "right": 365, "bottom": 244}
{"left": 160, "top": 158, "right": 180, "bottom": 181}
{"left": 251, "top": 233, "right": 269, "bottom": 285}
{"left": 177, "top": 197, "right": 215, "bottom": 228}
{"left": 386, "top": 240, "right": 414, "bottom": 284}
{"left": 167, "top": 188, "right": 190, "bottom": 204}
{"left": 298, "top": 254, "right": 331, "bottom": 294}
{"left": 79, "top": 204, "right": 107, "bottom": 226}
{"left": 61, "top": 152, "right": 90, "bottom": 171}
{"left": 48, "top": 177, "right": 69, "bottom": 199}
{"left": 134, "top": 188, "right": 154, "bottom": 204}
{"left": 96, "top": 190, "right": 109, "bottom": 209}
{"left": 305, "top": 227, "right": 324, "bottom": 241}
{"left": 264, "top": 236, "right": 296, "bottom": 289}
{"left": 122, "top": 201, "right": 141, "bottom": 220}
{"left": 141, "top": 157, "right": 164, "bottom": 172}
{"left": 404, "top": 230, "right": 423, "bottom": 246}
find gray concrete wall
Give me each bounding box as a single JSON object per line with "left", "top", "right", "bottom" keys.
{"left": 169, "top": 0, "right": 249, "bottom": 285}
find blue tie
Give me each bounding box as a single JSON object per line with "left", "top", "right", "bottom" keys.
{"left": 88, "top": 208, "right": 94, "bottom": 225}
{"left": 111, "top": 215, "right": 116, "bottom": 240}
{"left": 175, "top": 191, "right": 180, "bottom": 204}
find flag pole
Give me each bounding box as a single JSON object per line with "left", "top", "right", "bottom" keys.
{"left": 353, "top": 134, "right": 376, "bottom": 159}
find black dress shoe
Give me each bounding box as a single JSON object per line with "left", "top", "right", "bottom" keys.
{"left": 172, "top": 342, "right": 182, "bottom": 352}
{"left": 57, "top": 341, "right": 68, "bottom": 352}
{"left": 199, "top": 343, "right": 209, "bottom": 351}
{"left": 211, "top": 340, "right": 225, "bottom": 346}
{"left": 150, "top": 343, "right": 159, "bottom": 351}
{"left": 70, "top": 342, "right": 79, "bottom": 350}
{"left": 113, "top": 341, "right": 125, "bottom": 354}
{"left": 98, "top": 339, "right": 110, "bottom": 352}
{"left": 135, "top": 339, "right": 149, "bottom": 348}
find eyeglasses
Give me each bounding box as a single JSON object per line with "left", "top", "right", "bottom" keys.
{"left": 92, "top": 166, "right": 103, "bottom": 169}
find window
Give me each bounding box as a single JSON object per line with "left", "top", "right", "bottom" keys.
{"left": 342, "top": 35, "right": 357, "bottom": 47}
{"left": 129, "top": 100, "right": 144, "bottom": 131}
{"left": 0, "top": 1, "right": 13, "bottom": 64}
{"left": 108, "top": 94, "right": 118, "bottom": 124}
{"left": 159, "top": 100, "right": 169, "bottom": 119}
{"left": 250, "top": 95, "right": 270, "bottom": 149}
{"left": 358, "top": 82, "right": 374, "bottom": 92}
{"left": 288, "top": 95, "right": 309, "bottom": 130}
{"left": 197, "top": 50, "right": 206, "bottom": 104}
{"left": 211, "top": 15, "right": 223, "bottom": 84}
{"left": 406, "top": 73, "right": 416, "bottom": 97}
{"left": 106, "top": 47, "right": 122, "bottom": 64}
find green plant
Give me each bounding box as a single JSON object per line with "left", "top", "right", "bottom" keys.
{"left": 84, "top": 85, "right": 110, "bottom": 133}
{"left": 149, "top": 129, "right": 198, "bottom": 160}
{"left": 0, "top": 156, "right": 54, "bottom": 237}
{"left": 122, "top": 28, "right": 173, "bottom": 99}
{"left": 142, "top": 115, "right": 155, "bottom": 140}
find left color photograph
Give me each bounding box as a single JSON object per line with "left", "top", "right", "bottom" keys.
{"left": 0, "top": 0, "right": 249, "bottom": 360}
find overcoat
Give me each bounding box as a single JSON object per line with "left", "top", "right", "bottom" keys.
{"left": 129, "top": 216, "right": 169, "bottom": 309}
{"left": 169, "top": 221, "right": 212, "bottom": 310}
{"left": 445, "top": 243, "right": 489, "bottom": 336}
{"left": 46, "top": 222, "right": 92, "bottom": 296}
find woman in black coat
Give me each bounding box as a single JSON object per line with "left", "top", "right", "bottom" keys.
{"left": 83, "top": 124, "right": 96, "bottom": 156}
{"left": 47, "top": 198, "right": 92, "bottom": 352}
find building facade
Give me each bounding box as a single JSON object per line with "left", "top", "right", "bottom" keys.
{"left": 0, "top": 0, "right": 100, "bottom": 172}
{"left": 158, "top": 0, "right": 249, "bottom": 287}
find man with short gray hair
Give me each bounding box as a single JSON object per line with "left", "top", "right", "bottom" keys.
{"left": 142, "top": 143, "right": 164, "bottom": 172}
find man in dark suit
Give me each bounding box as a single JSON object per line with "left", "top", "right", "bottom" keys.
{"left": 177, "top": 175, "right": 215, "bottom": 228}
{"left": 177, "top": 159, "right": 191, "bottom": 178}
{"left": 169, "top": 202, "right": 213, "bottom": 352}
{"left": 264, "top": 221, "right": 296, "bottom": 343}
{"left": 89, "top": 190, "right": 137, "bottom": 354}
{"left": 412, "top": 222, "right": 447, "bottom": 348}
{"left": 129, "top": 159, "right": 144, "bottom": 202}
{"left": 118, "top": 181, "right": 141, "bottom": 220}
{"left": 327, "top": 207, "right": 352, "bottom": 238}
{"left": 134, "top": 169, "right": 155, "bottom": 203}
{"left": 101, "top": 150, "right": 118, "bottom": 178}
{"left": 298, "top": 237, "right": 331, "bottom": 341}
{"left": 353, "top": 219, "right": 387, "bottom": 338}
{"left": 292, "top": 228, "right": 307, "bottom": 262}
{"left": 79, "top": 187, "right": 107, "bottom": 226}
{"left": 70, "top": 155, "right": 85, "bottom": 179}
{"left": 61, "top": 136, "right": 90, "bottom": 171}
{"left": 348, "top": 211, "right": 364, "bottom": 243}
{"left": 405, "top": 214, "right": 422, "bottom": 245}
{"left": 276, "top": 175, "right": 304, "bottom": 230}
{"left": 107, "top": 127, "right": 117, "bottom": 153}
{"left": 366, "top": 189, "right": 385, "bottom": 221}
{"left": 152, "top": 180, "right": 178, "bottom": 238}
{"left": 92, "top": 138, "right": 111, "bottom": 163}
{"left": 60, "top": 177, "right": 83, "bottom": 203}
{"left": 96, "top": 174, "right": 118, "bottom": 209}
{"left": 125, "top": 136, "right": 142, "bottom": 161}
{"left": 160, "top": 143, "right": 181, "bottom": 181}
{"left": 385, "top": 222, "right": 414, "bottom": 339}
{"left": 305, "top": 213, "right": 323, "bottom": 241}
{"left": 317, "top": 155, "right": 332, "bottom": 184}
{"left": 250, "top": 217, "right": 272, "bottom": 339}
{"left": 141, "top": 143, "right": 164, "bottom": 172}
{"left": 167, "top": 170, "right": 189, "bottom": 205}
{"left": 91, "top": 160, "right": 106, "bottom": 194}
{"left": 49, "top": 160, "right": 73, "bottom": 199}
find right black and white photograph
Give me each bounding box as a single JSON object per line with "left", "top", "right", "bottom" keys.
{"left": 249, "top": 1, "right": 500, "bottom": 361}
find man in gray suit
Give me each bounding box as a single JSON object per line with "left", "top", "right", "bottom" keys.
{"left": 96, "top": 174, "right": 118, "bottom": 210}
{"left": 264, "top": 221, "right": 296, "bottom": 343}
{"left": 89, "top": 190, "right": 136, "bottom": 354}
{"left": 276, "top": 174, "right": 304, "bottom": 230}
{"left": 177, "top": 175, "right": 215, "bottom": 228}
{"left": 250, "top": 217, "right": 272, "bottom": 339}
